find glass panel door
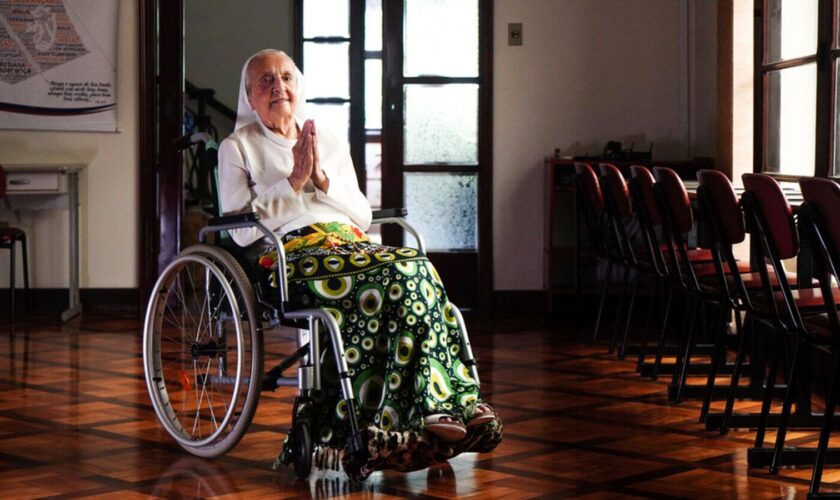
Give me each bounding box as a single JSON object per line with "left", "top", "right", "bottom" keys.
{"left": 382, "top": 0, "right": 490, "bottom": 308}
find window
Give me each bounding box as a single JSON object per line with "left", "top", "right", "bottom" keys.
{"left": 298, "top": 0, "right": 493, "bottom": 308}
{"left": 756, "top": 0, "right": 840, "bottom": 177}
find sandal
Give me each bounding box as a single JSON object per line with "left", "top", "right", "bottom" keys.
{"left": 467, "top": 403, "right": 496, "bottom": 427}
{"left": 424, "top": 414, "right": 466, "bottom": 442}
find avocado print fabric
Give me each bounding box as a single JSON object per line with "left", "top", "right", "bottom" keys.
{"left": 261, "top": 222, "right": 502, "bottom": 479}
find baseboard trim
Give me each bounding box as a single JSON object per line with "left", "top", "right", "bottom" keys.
{"left": 0, "top": 288, "right": 139, "bottom": 315}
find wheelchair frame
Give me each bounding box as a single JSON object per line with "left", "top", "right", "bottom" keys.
{"left": 142, "top": 135, "right": 480, "bottom": 478}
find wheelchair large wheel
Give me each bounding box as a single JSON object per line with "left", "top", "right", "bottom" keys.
{"left": 144, "top": 244, "right": 262, "bottom": 458}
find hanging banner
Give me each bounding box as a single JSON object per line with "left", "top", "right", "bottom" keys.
{"left": 0, "top": 0, "right": 118, "bottom": 131}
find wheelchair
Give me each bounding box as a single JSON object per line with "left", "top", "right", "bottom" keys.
{"left": 142, "top": 134, "right": 481, "bottom": 479}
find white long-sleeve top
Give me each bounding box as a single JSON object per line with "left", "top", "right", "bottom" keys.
{"left": 218, "top": 120, "right": 372, "bottom": 247}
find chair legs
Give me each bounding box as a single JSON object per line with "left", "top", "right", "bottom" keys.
{"left": 755, "top": 337, "right": 782, "bottom": 449}
{"left": 720, "top": 312, "right": 750, "bottom": 435}
{"left": 9, "top": 236, "right": 15, "bottom": 321}
{"left": 609, "top": 266, "right": 631, "bottom": 353}
{"left": 652, "top": 287, "right": 678, "bottom": 380}
{"left": 592, "top": 259, "right": 614, "bottom": 342}
{"left": 811, "top": 352, "right": 840, "bottom": 496}
{"left": 770, "top": 337, "right": 805, "bottom": 474}
{"left": 4, "top": 234, "right": 29, "bottom": 323}
{"left": 618, "top": 269, "right": 641, "bottom": 359}
{"left": 700, "top": 305, "right": 731, "bottom": 423}
{"left": 636, "top": 280, "right": 665, "bottom": 371}
{"left": 670, "top": 297, "right": 700, "bottom": 403}
{"left": 21, "top": 233, "right": 29, "bottom": 313}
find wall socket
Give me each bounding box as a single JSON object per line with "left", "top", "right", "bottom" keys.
{"left": 508, "top": 22, "right": 523, "bottom": 46}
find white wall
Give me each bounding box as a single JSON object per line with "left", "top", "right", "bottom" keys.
{"left": 493, "top": 0, "right": 717, "bottom": 290}
{"left": 0, "top": 0, "right": 137, "bottom": 289}
{"left": 185, "top": 0, "right": 295, "bottom": 139}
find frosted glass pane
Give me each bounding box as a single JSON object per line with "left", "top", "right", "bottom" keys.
{"left": 837, "top": 6, "right": 840, "bottom": 48}
{"left": 766, "top": 0, "right": 817, "bottom": 63}
{"left": 404, "top": 84, "right": 477, "bottom": 165}
{"left": 404, "top": 0, "right": 478, "bottom": 77}
{"left": 365, "top": 59, "right": 382, "bottom": 129}
{"left": 365, "top": 0, "right": 382, "bottom": 51}
{"left": 765, "top": 64, "right": 816, "bottom": 175}
{"left": 405, "top": 173, "right": 477, "bottom": 251}
{"left": 307, "top": 103, "right": 349, "bottom": 143}
{"left": 304, "top": 0, "right": 349, "bottom": 37}
{"left": 303, "top": 43, "right": 349, "bottom": 98}
{"left": 366, "top": 142, "right": 382, "bottom": 180}
{"left": 366, "top": 142, "right": 382, "bottom": 208}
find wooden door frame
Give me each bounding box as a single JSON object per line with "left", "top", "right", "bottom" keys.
{"left": 138, "top": 0, "right": 184, "bottom": 307}
{"left": 381, "top": 0, "right": 493, "bottom": 311}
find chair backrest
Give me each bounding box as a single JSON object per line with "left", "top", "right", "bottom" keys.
{"left": 652, "top": 166, "right": 693, "bottom": 235}
{"left": 799, "top": 177, "right": 840, "bottom": 262}
{"left": 574, "top": 162, "right": 604, "bottom": 213}
{"left": 629, "top": 165, "right": 661, "bottom": 226}
{"left": 597, "top": 163, "right": 638, "bottom": 264}
{"left": 741, "top": 173, "right": 798, "bottom": 260}
{"left": 741, "top": 173, "right": 802, "bottom": 331}
{"left": 598, "top": 163, "right": 632, "bottom": 217}
{"left": 695, "top": 169, "right": 753, "bottom": 308}
{"left": 798, "top": 177, "right": 840, "bottom": 331}
{"left": 627, "top": 165, "right": 668, "bottom": 277}
{"left": 696, "top": 169, "right": 745, "bottom": 245}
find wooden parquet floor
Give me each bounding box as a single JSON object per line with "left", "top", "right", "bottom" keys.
{"left": 0, "top": 312, "right": 838, "bottom": 498}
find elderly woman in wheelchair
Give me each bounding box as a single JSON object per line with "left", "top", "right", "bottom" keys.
{"left": 143, "top": 49, "right": 501, "bottom": 480}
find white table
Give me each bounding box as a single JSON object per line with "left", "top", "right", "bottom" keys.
{"left": 3, "top": 163, "right": 85, "bottom": 321}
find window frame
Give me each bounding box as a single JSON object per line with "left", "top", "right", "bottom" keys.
{"left": 295, "top": 0, "right": 367, "bottom": 189}
{"left": 755, "top": 0, "right": 837, "bottom": 180}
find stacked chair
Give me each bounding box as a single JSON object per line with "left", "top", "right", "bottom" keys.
{"left": 573, "top": 163, "right": 612, "bottom": 342}
{"left": 796, "top": 177, "right": 840, "bottom": 496}
{"left": 577, "top": 164, "right": 840, "bottom": 495}
{"left": 651, "top": 167, "right": 756, "bottom": 403}
{"left": 597, "top": 163, "right": 658, "bottom": 358}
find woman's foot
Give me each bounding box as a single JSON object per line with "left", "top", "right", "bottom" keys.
{"left": 424, "top": 414, "right": 466, "bottom": 442}
{"left": 467, "top": 403, "right": 496, "bottom": 427}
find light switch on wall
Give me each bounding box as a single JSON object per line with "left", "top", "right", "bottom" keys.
{"left": 508, "top": 23, "right": 522, "bottom": 46}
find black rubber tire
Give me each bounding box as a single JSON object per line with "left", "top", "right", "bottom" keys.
{"left": 292, "top": 421, "right": 312, "bottom": 480}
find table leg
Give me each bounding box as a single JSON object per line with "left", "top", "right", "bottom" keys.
{"left": 62, "top": 172, "right": 82, "bottom": 321}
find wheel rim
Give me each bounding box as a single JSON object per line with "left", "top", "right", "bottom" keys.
{"left": 144, "top": 254, "right": 245, "bottom": 448}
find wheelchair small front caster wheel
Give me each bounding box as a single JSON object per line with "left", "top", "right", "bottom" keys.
{"left": 292, "top": 421, "right": 312, "bottom": 479}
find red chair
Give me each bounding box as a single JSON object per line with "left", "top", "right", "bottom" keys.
{"left": 694, "top": 170, "right": 807, "bottom": 432}
{"left": 598, "top": 163, "right": 658, "bottom": 358}
{"left": 629, "top": 166, "right": 717, "bottom": 379}
{"left": 653, "top": 167, "right": 755, "bottom": 403}
{"left": 0, "top": 165, "right": 29, "bottom": 323}
{"left": 574, "top": 162, "right": 613, "bottom": 342}
{"left": 769, "top": 177, "right": 840, "bottom": 495}
{"left": 740, "top": 173, "right": 840, "bottom": 475}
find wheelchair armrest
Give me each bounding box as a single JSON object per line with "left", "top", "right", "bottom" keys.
{"left": 208, "top": 212, "right": 260, "bottom": 227}
{"left": 368, "top": 207, "right": 426, "bottom": 254}
{"left": 372, "top": 208, "right": 407, "bottom": 222}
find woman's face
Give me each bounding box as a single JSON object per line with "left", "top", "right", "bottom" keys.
{"left": 246, "top": 52, "right": 299, "bottom": 129}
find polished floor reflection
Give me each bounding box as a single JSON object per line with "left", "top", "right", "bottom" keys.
{"left": 0, "top": 312, "right": 837, "bottom": 498}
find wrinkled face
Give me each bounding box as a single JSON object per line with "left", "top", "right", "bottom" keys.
{"left": 246, "top": 52, "right": 299, "bottom": 128}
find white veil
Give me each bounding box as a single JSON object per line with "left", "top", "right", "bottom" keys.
{"left": 234, "top": 49, "right": 306, "bottom": 131}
